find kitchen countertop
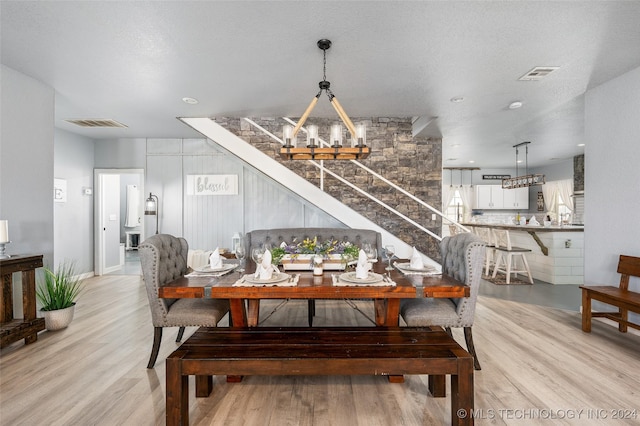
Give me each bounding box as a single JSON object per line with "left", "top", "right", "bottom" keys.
{"left": 461, "top": 223, "right": 584, "bottom": 232}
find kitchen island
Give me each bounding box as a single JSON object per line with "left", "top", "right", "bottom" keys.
{"left": 463, "top": 223, "right": 584, "bottom": 285}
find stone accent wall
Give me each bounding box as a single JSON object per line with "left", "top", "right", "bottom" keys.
{"left": 573, "top": 154, "right": 584, "bottom": 192}
{"left": 214, "top": 117, "right": 443, "bottom": 260}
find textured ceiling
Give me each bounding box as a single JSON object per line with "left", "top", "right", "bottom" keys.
{"left": 2, "top": 1, "right": 640, "bottom": 168}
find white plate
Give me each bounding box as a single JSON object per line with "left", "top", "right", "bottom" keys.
{"left": 244, "top": 272, "right": 290, "bottom": 284}
{"left": 395, "top": 262, "right": 437, "bottom": 273}
{"left": 338, "top": 271, "right": 384, "bottom": 284}
{"left": 194, "top": 264, "right": 236, "bottom": 273}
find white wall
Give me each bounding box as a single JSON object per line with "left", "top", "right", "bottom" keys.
{"left": 0, "top": 65, "right": 55, "bottom": 263}
{"left": 585, "top": 66, "right": 640, "bottom": 319}
{"left": 53, "top": 128, "right": 95, "bottom": 271}
{"left": 94, "top": 138, "right": 146, "bottom": 169}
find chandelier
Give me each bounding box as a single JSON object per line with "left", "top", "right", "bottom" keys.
{"left": 502, "top": 141, "right": 545, "bottom": 189}
{"left": 280, "top": 39, "right": 370, "bottom": 161}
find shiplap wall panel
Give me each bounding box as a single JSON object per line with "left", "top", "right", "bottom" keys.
{"left": 183, "top": 153, "right": 243, "bottom": 250}
{"left": 242, "top": 170, "right": 306, "bottom": 233}
{"left": 147, "top": 138, "right": 347, "bottom": 251}
{"left": 145, "top": 154, "right": 183, "bottom": 237}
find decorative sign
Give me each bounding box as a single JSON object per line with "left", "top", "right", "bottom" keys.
{"left": 187, "top": 175, "right": 238, "bottom": 196}
{"left": 537, "top": 192, "right": 545, "bottom": 211}
{"left": 483, "top": 174, "right": 510, "bottom": 180}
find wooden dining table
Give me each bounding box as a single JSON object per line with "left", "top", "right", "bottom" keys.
{"left": 159, "top": 259, "right": 469, "bottom": 327}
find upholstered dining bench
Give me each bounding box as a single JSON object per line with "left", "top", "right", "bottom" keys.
{"left": 244, "top": 228, "right": 383, "bottom": 326}
{"left": 166, "top": 326, "right": 474, "bottom": 426}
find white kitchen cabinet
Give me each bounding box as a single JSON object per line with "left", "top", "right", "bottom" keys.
{"left": 474, "top": 185, "right": 529, "bottom": 210}
{"left": 475, "top": 185, "right": 503, "bottom": 209}
{"left": 502, "top": 187, "right": 529, "bottom": 209}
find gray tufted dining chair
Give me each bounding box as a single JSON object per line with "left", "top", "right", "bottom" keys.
{"left": 400, "top": 232, "right": 486, "bottom": 370}
{"left": 139, "top": 234, "right": 229, "bottom": 368}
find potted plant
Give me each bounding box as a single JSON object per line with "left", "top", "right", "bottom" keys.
{"left": 271, "top": 237, "right": 361, "bottom": 271}
{"left": 36, "top": 261, "right": 84, "bottom": 331}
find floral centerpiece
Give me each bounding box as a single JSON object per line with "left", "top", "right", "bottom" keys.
{"left": 270, "top": 237, "right": 360, "bottom": 270}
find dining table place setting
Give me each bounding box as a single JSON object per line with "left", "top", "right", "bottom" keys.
{"left": 332, "top": 249, "right": 396, "bottom": 287}
{"left": 393, "top": 247, "right": 442, "bottom": 276}
{"left": 186, "top": 247, "right": 238, "bottom": 277}
{"left": 234, "top": 249, "right": 300, "bottom": 286}
{"left": 233, "top": 272, "right": 300, "bottom": 287}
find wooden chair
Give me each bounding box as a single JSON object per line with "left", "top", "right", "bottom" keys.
{"left": 580, "top": 255, "right": 640, "bottom": 333}
{"left": 400, "top": 232, "right": 486, "bottom": 370}
{"left": 139, "top": 234, "right": 229, "bottom": 368}
{"left": 491, "top": 228, "right": 533, "bottom": 284}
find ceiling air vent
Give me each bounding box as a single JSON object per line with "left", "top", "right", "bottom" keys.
{"left": 518, "top": 66, "right": 559, "bottom": 81}
{"left": 66, "top": 119, "right": 128, "bottom": 128}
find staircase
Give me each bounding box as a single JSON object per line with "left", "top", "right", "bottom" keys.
{"left": 181, "top": 117, "right": 449, "bottom": 262}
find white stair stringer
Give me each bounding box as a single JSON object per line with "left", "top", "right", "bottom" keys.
{"left": 180, "top": 117, "right": 438, "bottom": 267}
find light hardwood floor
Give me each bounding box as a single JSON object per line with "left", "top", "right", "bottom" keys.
{"left": 1, "top": 274, "right": 639, "bottom": 425}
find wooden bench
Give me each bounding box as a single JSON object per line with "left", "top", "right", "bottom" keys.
{"left": 580, "top": 255, "right": 640, "bottom": 333}
{"left": 166, "top": 327, "right": 474, "bottom": 426}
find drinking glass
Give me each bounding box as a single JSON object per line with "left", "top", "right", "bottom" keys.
{"left": 362, "top": 243, "right": 377, "bottom": 263}
{"left": 384, "top": 245, "right": 395, "bottom": 271}
{"left": 234, "top": 241, "right": 246, "bottom": 272}
{"left": 361, "top": 242, "right": 372, "bottom": 256}
{"left": 251, "top": 247, "right": 265, "bottom": 267}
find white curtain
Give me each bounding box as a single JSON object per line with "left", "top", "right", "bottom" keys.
{"left": 557, "top": 179, "right": 574, "bottom": 212}
{"left": 125, "top": 185, "right": 140, "bottom": 227}
{"left": 458, "top": 185, "right": 474, "bottom": 222}
{"left": 442, "top": 184, "right": 455, "bottom": 212}
{"left": 541, "top": 182, "right": 559, "bottom": 219}
{"left": 541, "top": 180, "right": 574, "bottom": 221}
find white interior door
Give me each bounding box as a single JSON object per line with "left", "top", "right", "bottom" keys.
{"left": 94, "top": 169, "right": 145, "bottom": 275}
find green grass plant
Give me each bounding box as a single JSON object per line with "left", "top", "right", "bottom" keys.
{"left": 36, "top": 261, "right": 84, "bottom": 311}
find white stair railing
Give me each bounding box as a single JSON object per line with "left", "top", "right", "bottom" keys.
{"left": 245, "top": 117, "right": 469, "bottom": 240}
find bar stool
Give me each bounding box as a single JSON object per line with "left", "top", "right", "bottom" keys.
{"left": 474, "top": 227, "right": 496, "bottom": 276}
{"left": 491, "top": 228, "right": 533, "bottom": 284}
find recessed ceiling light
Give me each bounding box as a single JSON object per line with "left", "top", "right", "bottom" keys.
{"left": 577, "top": 143, "right": 585, "bottom": 147}
{"left": 450, "top": 97, "right": 464, "bottom": 103}
{"left": 517, "top": 160, "right": 524, "bottom": 163}
{"left": 468, "top": 160, "right": 475, "bottom": 163}
{"left": 508, "top": 101, "right": 523, "bottom": 109}
{"left": 182, "top": 97, "right": 199, "bottom": 104}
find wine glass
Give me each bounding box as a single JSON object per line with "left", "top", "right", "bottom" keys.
{"left": 251, "top": 247, "right": 265, "bottom": 268}
{"left": 384, "top": 245, "right": 395, "bottom": 271}
{"left": 234, "top": 241, "right": 246, "bottom": 273}
{"left": 362, "top": 243, "right": 377, "bottom": 263}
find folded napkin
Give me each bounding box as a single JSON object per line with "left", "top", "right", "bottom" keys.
{"left": 409, "top": 246, "right": 424, "bottom": 269}
{"left": 258, "top": 249, "right": 274, "bottom": 280}
{"left": 355, "top": 249, "right": 370, "bottom": 279}
{"left": 529, "top": 215, "right": 540, "bottom": 226}
{"left": 209, "top": 247, "right": 223, "bottom": 269}
{"left": 280, "top": 241, "right": 287, "bottom": 249}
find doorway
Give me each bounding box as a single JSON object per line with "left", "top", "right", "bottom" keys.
{"left": 94, "top": 168, "right": 145, "bottom": 275}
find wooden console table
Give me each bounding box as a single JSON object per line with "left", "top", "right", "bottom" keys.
{"left": 1, "top": 254, "right": 45, "bottom": 348}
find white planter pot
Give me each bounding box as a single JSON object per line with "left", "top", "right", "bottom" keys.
{"left": 42, "top": 304, "right": 76, "bottom": 331}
